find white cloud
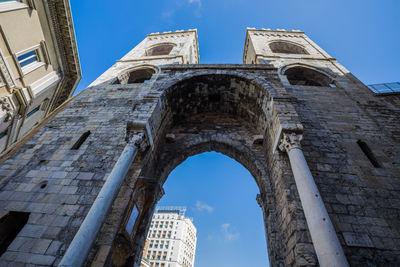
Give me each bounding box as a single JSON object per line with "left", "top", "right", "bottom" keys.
{"left": 188, "top": 0, "right": 201, "bottom": 5}
{"left": 195, "top": 200, "right": 214, "bottom": 213}
{"left": 188, "top": 0, "right": 202, "bottom": 17}
{"left": 221, "top": 223, "right": 240, "bottom": 241}
{"left": 161, "top": 9, "right": 175, "bottom": 19}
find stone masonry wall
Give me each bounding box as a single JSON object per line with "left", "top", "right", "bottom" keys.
{"left": 0, "top": 62, "right": 399, "bottom": 267}
{"left": 285, "top": 76, "right": 400, "bottom": 265}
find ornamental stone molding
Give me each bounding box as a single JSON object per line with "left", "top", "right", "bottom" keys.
{"left": 0, "top": 50, "right": 16, "bottom": 90}
{"left": 133, "top": 132, "right": 149, "bottom": 152}
{"left": 0, "top": 97, "right": 14, "bottom": 122}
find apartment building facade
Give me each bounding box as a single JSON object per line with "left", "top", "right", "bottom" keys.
{"left": 0, "top": 0, "right": 80, "bottom": 155}
{"left": 142, "top": 207, "right": 197, "bottom": 267}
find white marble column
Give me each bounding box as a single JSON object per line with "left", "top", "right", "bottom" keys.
{"left": 59, "top": 133, "right": 148, "bottom": 267}
{"left": 279, "top": 132, "right": 349, "bottom": 267}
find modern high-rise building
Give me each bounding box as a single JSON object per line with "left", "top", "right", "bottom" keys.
{"left": 141, "top": 207, "right": 197, "bottom": 267}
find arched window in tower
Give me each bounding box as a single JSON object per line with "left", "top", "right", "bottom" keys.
{"left": 127, "top": 68, "right": 155, "bottom": 83}
{"left": 146, "top": 44, "right": 175, "bottom": 56}
{"left": 269, "top": 41, "right": 308, "bottom": 54}
{"left": 284, "top": 66, "right": 334, "bottom": 87}
{"left": 115, "top": 68, "right": 156, "bottom": 84}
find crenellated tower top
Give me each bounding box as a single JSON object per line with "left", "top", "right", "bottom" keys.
{"left": 90, "top": 29, "right": 199, "bottom": 86}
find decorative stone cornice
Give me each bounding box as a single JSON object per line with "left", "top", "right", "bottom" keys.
{"left": 278, "top": 132, "right": 303, "bottom": 153}
{"left": 45, "top": 0, "right": 81, "bottom": 112}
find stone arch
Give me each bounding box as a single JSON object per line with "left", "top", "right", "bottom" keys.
{"left": 113, "top": 71, "right": 313, "bottom": 267}
{"left": 269, "top": 40, "right": 309, "bottom": 54}
{"left": 282, "top": 64, "right": 335, "bottom": 86}
{"left": 139, "top": 72, "right": 275, "bottom": 188}
{"left": 152, "top": 127, "right": 269, "bottom": 191}
{"left": 145, "top": 43, "right": 176, "bottom": 56}
{"left": 114, "top": 65, "right": 158, "bottom": 84}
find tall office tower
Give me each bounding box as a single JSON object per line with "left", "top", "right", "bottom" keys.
{"left": 141, "top": 207, "right": 197, "bottom": 267}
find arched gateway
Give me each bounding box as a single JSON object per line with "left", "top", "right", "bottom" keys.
{"left": 0, "top": 29, "right": 399, "bottom": 267}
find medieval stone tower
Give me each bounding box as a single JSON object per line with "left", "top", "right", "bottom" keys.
{"left": 0, "top": 28, "right": 399, "bottom": 267}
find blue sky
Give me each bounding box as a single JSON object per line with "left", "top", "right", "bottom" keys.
{"left": 158, "top": 152, "right": 267, "bottom": 266}
{"left": 69, "top": 1, "right": 400, "bottom": 266}
{"left": 71, "top": 0, "right": 400, "bottom": 94}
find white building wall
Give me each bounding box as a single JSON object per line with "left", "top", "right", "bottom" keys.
{"left": 143, "top": 210, "right": 197, "bottom": 267}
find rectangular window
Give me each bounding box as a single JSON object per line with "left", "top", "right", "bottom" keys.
{"left": 18, "top": 50, "right": 38, "bottom": 68}
{"left": 125, "top": 205, "right": 139, "bottom": 235}
{"left": 15, "top": 45, "right": 46, "bottom": 75}
{"left": 26, "top": 105, "right": 40, "bottom": 118}
{"left": 71, "top": 131, "right": 91, "bottom": 150}
{"left": 357, "top": 140, "right": 381, "bottom": 168}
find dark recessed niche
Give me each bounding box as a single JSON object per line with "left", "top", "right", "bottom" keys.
{"left": 39, "top": 181, "right": 48, "bottom": 189}
{"left": 0, "top": 211, "right": 30, "bottom": 256}
{"left": 357, "top": 140, "right": 381, "bottom": 168}
{"left": 285, "top": 66, "right": 333, "bottom": 87}
{"left": 269, "top": 41, "right": 309, "bottom": 55}
{"left": 71, "top": 131, "right": 91, "bottom": 150}
{"left": 146, "top": 44, "right": 174, "bottom": 56}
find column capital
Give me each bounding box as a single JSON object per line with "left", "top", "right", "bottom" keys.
{"left": 278, "top": 132, "right": 303, "bottom": 153}
{"left": 132, "top": 132, "right": 149, "bottom": 152}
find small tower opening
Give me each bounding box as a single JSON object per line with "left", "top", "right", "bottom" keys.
{"left": 269, "top": 41, "right": 308, "bottom": 54}
{"left": 146, "top": 44, "right": 174, "bottom": 56}
{"left": 285, "top": 66, "right": 333, "bottom": 86}
{"left": 127, "top": 68, "right": 155, "bottom": 84}
{"left": 357, "top": 140, "right": 381, "bottom": 168}
{"left": 71, "top": 130, "right": 91, "bottom": 150}
{"left": 114, "top": 68, "right": 156, "bottom": 84}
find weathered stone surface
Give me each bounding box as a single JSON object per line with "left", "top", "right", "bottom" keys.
{"left": 0, "top": 29, "right": 399, "bottom": 267}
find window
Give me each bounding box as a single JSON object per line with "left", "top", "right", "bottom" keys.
{"left": 115, "top": 67, "right": 155, "bottom": 84}
{"left": 0, "top": 211, "right": 30, "bottom": 256}
{"left": 0, "top": 0, "right": 27, "bottom": 13}
{"left": 146, "top": 44, "right": 174, "bottom": 56}
{"left": 18, "top": 50, "right": 38, "bottom": 68}
{"left": 125, "top": 205, "right": 139, "bottom": 235}
{"left": 71, "top": 131, "right": 91, "bottom": 150}
{"left": 16, "top": 46, "right": 44, "bottom": 74}
{"left": 357, "top": 140, "right": 381, "bottom": 168}
{"left": 26, "top": 105, "right": 40, "bottom": 118}
{"left": 284, "top": 66, "right": 333, "bottom": 87}
{"left": 269, "top": 41, "right": 308, "bottom": 54}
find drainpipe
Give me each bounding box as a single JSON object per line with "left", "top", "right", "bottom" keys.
{"left": 59, "top": 133, "right": 147, "bottom": 267}
{"left": 279, "top": 132, "right": 349, "bottom": 267}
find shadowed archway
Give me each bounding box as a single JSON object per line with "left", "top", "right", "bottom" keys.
{"left": 108, "top": 71, "right": 315, "bottom": 267}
